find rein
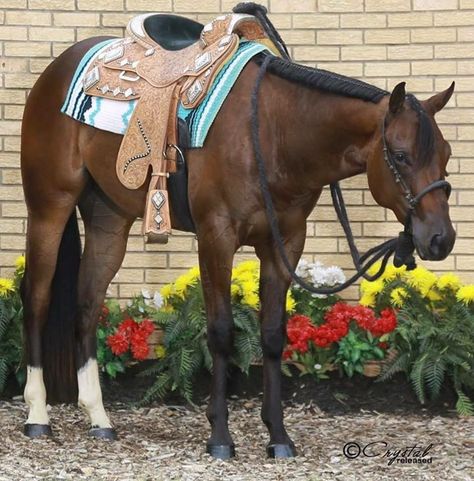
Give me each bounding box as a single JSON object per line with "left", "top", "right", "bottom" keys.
{"left": 251, "top": 55, "right": 452, "bottom": 295}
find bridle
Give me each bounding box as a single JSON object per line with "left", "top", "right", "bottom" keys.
{"left": 381, "top": 116, "right": 451, "bottom": 268}
{"left": 381, "top": 117, "right": 451, "bottom": 215}
{"left": 250, "top": 54, "right": 453, "bottom": 295}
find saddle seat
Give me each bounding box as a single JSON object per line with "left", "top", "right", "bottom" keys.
{"left": 82, "top": 12, "right": 278, "bottom": 242}
{"left": 142, "top": 14, "right": 203, "bottom": 51}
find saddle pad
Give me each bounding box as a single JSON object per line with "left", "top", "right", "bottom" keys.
{"left": 61, "top": 39, "right": 271, "bottom": 148}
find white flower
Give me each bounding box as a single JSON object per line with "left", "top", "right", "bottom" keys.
{"left": 293, "top": 259, "right": 346, "bottom": 298}
{"left": 314, "top": 364, "right": 322, "bottom": 370}
{"left": 153, "top": 292, "right": 164, "bottom": 309}
{"left": 295, "top": 259, "right": 310, "bottom": 278}
{"left": 141, "top": 288, "right": 151, "bottom": 299}
{"left": 126, "top": 300, "right": 132, "bottom": 307}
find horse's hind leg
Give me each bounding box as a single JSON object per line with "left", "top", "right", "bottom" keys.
{"left": 76, "top": 186, "right": 134, "bottom": 439}
{"left": 22, "top": 206, "right": 79, "bottom": 437}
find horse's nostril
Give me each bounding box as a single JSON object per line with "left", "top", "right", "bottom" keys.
{"left": 430, "top": 232, "right": 445, "bottom": 257}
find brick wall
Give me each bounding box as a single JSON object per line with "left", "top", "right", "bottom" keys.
{"left": 0, "top": 0, "right": 472, "bottom": 301}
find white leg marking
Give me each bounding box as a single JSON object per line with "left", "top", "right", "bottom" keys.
{"left": 24, "top": 366, "right": 49, "bottom": 425}
{"left": 77, "top": 359, "right": 112, "bottom": 428}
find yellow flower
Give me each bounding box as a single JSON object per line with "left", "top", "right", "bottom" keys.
{"left": 240, "top": 279, "right": 258, "bottom": 296}
{"left": 234, "top": 271, "right": 255, "bottom": 284}
{"left": 360, "top": 292, "right": 376, "bottom": 307}
{"left": 457, "top": 285, "right": 474, "bottom": 304}
{"left": 185, "top": 266, "right": 200, "bottom": 283}
{"left": 367, "top": 261, "right": 382, "bottom": 277}
{"left": 427, "top": 290, "right": 442, "bottom": 302}
{"left": 160, "top": 283, "right": 174, "bottom": 300}
{"left": 230, "top": 283, "right": 241, "bottom": 297}
{"left": 286, "top": 292, "right": 296, "bottom": 313}
{"left": 406, "top": 266, "right": 438, "bottom": 297}
{"left": 174, "top": 279, "right": 188, "bottom": 298}
{"left": 233, "top": 260, "right": 259, "bottom": 275}
{"left": 390, "top": 287, "right": 407, "bottom": 307}
{"left": 155, "top": 345, "right": 166, "bottom": 359}
{"left": 437, "top": 273, "right": 461, "bottom": 291}
{"left": 360, "top": 278, "right": 384, "bottom": 296}
{"left": 171, "top": 266, "right": 202, "bottom": 299}
{"left": 15, "top": 255, "right": 25, "bottom": 272}
{"left": 242, "top": 291, "right": 259, "bottom": 309}
{"left": 0, "top": 278, "right": 14, "bottom": 297}
{"left": 382, "top": 264, "right": 406, "bottom": 282}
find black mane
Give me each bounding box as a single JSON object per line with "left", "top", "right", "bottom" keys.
{"left": 254, "top": 54, "right": 388, "bottom": 103}
{"left": 254, "top": 54, "right": 435, "bottom": 166}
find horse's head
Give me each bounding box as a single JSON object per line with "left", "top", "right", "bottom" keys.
{"left": 367, "top": 82, "right": 456, "bottom": 261}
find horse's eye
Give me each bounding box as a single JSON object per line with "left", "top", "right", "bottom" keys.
{"left": 394, "top": 152, "right": 407, "bottom": 164}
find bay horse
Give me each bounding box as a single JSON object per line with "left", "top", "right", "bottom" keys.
{"left": 20, "top": 31, "right": 455, "bottom": 458}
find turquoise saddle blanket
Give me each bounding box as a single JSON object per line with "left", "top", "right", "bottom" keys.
{"left": 61, "top": 39, "right": 270, "bottom": 148}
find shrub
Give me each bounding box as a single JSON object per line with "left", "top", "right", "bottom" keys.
{"left": 140, "top": 264, "right": 262, "bottom": 403}
{"left": 362, "top": 263, "right": 474, "bottom": 416}
{"left": 0, "top": 256, "right": 25, "bottom": 392}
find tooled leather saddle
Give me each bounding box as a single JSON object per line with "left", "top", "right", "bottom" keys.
{"left": 83, "top": 12, "right": 278, "bottom": 242}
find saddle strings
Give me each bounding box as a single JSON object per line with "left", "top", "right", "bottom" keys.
{"left": 250, "top": 55, "right": 401, "bottom": 295}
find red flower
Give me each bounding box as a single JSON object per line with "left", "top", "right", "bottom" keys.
{"left": 283, "top": 349, "right": 293, "bottom": 360}
{"left": 119, "top": 318, "right": 138, "bottom": 335}
{"left": 370, "top": 308, "right": 397, "bottom": 337}
{"left": 138, "top": 319, "right": 155, "bottom": 337}
{"left": 107, "top": 332, "right": 129, "bottom": 355}
{"left": 131, "top": 338, "right": 149, "bottom": 360}
{"left": 286, "top": 303, "right": 399, "bottom": 356}
{"left": 352, "top": 305, "right": 377, "bottom": 331}
{"left": 98, "top": 305, "right": 110, "bottom": 325}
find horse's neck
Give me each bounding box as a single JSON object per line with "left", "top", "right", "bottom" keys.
{"left": 267, "top": 75, "right": 388, "bottom": 190}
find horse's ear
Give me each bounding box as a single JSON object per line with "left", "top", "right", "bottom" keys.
{"left": 425, "top": 81, "right": 455, "bottom": 115}
{"left": 389, "top": 82, "right": 406, "bottom": 115}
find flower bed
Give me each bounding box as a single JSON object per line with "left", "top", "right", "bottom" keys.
{"left": 359, "top": 263, "right": 474, "bottom": 416}
{"left": 1, "top": 256, "right": 473, "bottom": 415}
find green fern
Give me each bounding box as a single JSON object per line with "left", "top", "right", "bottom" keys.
{"left": 0, "top": 358, "right": 8, "bottom": 392}
{"left": 424, "top": 357, "right": 446, "bottom": 400}
{"left": 0, "top": 279, "right": 25, "bottom": 394}
{"left": 141, "top": 282, "right": 262, "bottom": 404}
{"left": 378, "top": 351, "right": 412, "bottom": 382}
{"left": 0, "top": 300, "right": 10, "bottom": 340}
{"left": 378, "top": 278, "right": 474, "bottom": 416}
{"left": 139, "top": 373, "right": 172, "bottom": 406}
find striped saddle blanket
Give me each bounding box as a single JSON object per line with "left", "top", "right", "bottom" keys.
{"left": 61, "top": 39, "right": 270, "bottom": 148}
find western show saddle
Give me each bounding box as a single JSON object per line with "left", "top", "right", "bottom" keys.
{"left": 83, "top": 12, "right": 278, "bottom": 242}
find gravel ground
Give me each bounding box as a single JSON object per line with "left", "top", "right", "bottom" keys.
{"left": 0, "top": 398, "right": 472, "bottom": 481}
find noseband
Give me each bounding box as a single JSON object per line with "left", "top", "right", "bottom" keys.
{"left": 381, "top": 117, "right": 451, "bottom": 268}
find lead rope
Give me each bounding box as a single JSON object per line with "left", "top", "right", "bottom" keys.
{"left": 251, "top": 56, "right": 402, "bottom": 295}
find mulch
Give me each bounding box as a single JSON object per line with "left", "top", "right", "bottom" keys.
{"left": 0, "top": 367, "right": 473, "bottom": 480}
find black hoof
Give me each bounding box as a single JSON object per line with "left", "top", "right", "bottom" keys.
{"left": 88, "top": 427, "right": 117, "bottom": 440}
{"left": 267, "top": 443, "right": 297, "bottom": 458}
{"left": 24, "top": 423, "right": 52, "bottom": 438}
{"left": 206, "top": 443, "right": 236, "bottom": 459}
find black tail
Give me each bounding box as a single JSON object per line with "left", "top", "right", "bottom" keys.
{"left": 42, "top": 210, "right": 81, "bottom": 403}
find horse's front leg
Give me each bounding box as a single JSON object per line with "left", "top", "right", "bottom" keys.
{"left": 256, "top": 237, "right": 304, "bottom": 458}
{"left": 198, "top": 224, "right": 237, "bottom": 459}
